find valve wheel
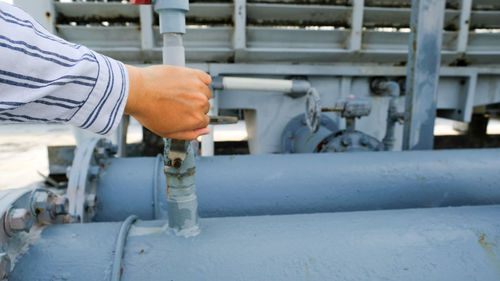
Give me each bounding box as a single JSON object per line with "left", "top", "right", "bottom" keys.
{"left": 305, "top": 87, "right": 321, "bottom": 133}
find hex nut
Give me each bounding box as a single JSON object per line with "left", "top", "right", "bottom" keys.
{"left": 342, "top": 136, "right": 352, "bottom": 147}
{"left": 8, "top": 208, "right": 33, "bottom": 233}
{"left": 32, "top": 191, "right": 49, "bottom": 213}
{"left": 53, "top": 196, "right": 69, "bottom": 216}
{"left": 86, "top": 194, "right": 97, "bottom": 208}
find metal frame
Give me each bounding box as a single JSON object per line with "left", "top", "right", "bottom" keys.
{"left": 402, "top": 0, "right": 446, "bottom": 150}
{"left": 12, "top": 0, "right": 500, "bottom": 153}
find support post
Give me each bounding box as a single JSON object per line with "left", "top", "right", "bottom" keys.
{"left": 348, "top": 0, "right": 364, "bottom": 51}
{"left": 456, "top": 0, "right": 472, "bottom": 53}
{"left": 402, "top": 0, "right": 446, "bottom": 150}
{"left": 139, "top": 5, "right": 155, "bottom": 51}
{"left": 233, "top": 0, "right": 246, "bottom": 61}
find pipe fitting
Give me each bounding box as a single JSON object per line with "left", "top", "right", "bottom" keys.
{"left": 154, "top": 0, "right": 189, "bottom": 34}
{"left": 164, "top": 141, "right": 199, "bottom": 236}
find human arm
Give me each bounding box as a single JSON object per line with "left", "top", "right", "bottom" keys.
{"left": 0, "top": 2, "right": 211, "bottom": 140}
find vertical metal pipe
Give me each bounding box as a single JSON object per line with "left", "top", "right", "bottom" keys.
{"left": 116, "top": 115, "right": 129, "bottom": 157}
{"left": 402, "top": 0, "right": 446, "bottom": 150}
{"left": 380, "top": 81, "right": 401, "bottom": 151}
{"left": 348, "top": 0, "right": 364, "bottom": 51}
{"left": 163, "top": 140, "right": 199, "bottom": 236}
{"left": 155, "top": 0, "right": 199, "bottom": 236}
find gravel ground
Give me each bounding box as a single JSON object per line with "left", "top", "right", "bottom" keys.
{"left": 0, "top": 119, "right": 142, "bottom": 190}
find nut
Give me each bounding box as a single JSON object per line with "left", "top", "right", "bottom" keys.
{"left": 8, "top": 208, "right": 33, "bottom": 233}
{"left": 32, "top": 191, "right": 49, "bottom": 213}
{"left": 342, "top": 136, "right": 352, "bottom": 146}
{"left": 86, "top": 194, "right": 97, "bottom": 208}
{"left": 52, "top": 196, "right": 69, "bottom": 216}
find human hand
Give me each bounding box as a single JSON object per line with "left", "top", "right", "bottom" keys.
{"left": 124, "top": 65, "right": 212, "bottom": 140}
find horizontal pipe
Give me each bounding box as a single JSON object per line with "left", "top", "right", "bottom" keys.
{"left": 10, "top": 205, "right": 500, "bottom": 281}
{"left": 212, "top": 77, "right": 310, "bottom": 97}
{"left": 94, "top": 149, "right": 500, "bottom": 221}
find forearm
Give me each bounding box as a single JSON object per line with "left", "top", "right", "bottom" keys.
{"left": 0, "top": 2, "right": 128, "bottom": 135}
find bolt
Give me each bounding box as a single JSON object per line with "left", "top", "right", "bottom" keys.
{"left": 85, "top": 194, "right": 97, "bottom": 208}
{"left": 106, "top": 144, "right": 118, "bottom": 155}
{"left": 341, "top": 136, "right": 352, "bottom": 147}
{"left": 360, "top": 137, "right": 369, "bottom": 146}
{"left": 0, "top": 253, "right": 10, "bottom": 280}
{"left": 52, "top": 196, "right": 69, "bottom": 216}
{"left": 7, "top": 208, "right": 33, "bottom": 233}
{"left": 95, "top": 147, "right": 107, "bottom": 158}
{"left": 32, "top": 191, "right": 49, "bottom": 214}
{"left": 88, "top": 165, "right": 100, "bottom": 180}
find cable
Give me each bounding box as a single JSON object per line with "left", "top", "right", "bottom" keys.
{"left": 110, "top": 215, "right": 138, "bottom": 281}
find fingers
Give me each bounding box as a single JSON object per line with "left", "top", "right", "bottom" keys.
{"left": 202, "top": 85, "right": 212, "bottom": 100}
{"left": 202, "top": 114, "right": 210, "bottom": 127}
{"left": 164, "top": 127, "right": 211, "bottom": 140}
{"left": 203, "top": 101, "right": 210, "bottom": 114}
{"left": 194, "top": 69, "right": 212, "bottom": 86}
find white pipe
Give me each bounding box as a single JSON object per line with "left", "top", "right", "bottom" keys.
{"left": 221, "top": 77, "right": 293, "bottom": 92}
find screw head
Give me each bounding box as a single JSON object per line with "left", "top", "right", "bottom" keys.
{"left": 8, "top": 208, "right": 33, "bottom": 233}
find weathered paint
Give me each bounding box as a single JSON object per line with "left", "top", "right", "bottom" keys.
{"left": 95, "top": 149, "right": 500, "bottom": 221}
{"left": 10, "top": 205, "right": 500, "bottom": 281}
{"left": 402, "top": 0, "right": 446, "bottom": 150}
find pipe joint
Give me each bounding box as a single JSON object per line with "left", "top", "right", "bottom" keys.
{"left": 154, "top": 0, "right": 189, "bottom": 34}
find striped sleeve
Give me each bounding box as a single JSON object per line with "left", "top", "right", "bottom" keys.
{"left": 0, "top": 2, "right": 129, "bottom": 135}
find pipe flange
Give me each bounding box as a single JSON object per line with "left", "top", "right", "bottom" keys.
{"left": 67, "top": 138, "right": 116, "bottom": 222}
{"left": 318, "top": 130, "right": 384, "bottom": 153}
{"left": 282, "top": 114, "right": 338, "bottom": 153}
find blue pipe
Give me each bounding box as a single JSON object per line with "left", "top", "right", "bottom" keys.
{"left": 10, "top": 205, "right": 500, "bottom": 280}
{"left": 94, "top": 149, "right": 500, "bottom": 221}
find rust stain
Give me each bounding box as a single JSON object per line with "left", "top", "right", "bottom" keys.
{"left": 477, "top": 233, "right": 500, "bottom": 272}
{"left": 305, "top": 134, "right": 315, "bottom": 144}
{"left": 166, "top": 187, "right": 171, "bottom": 199}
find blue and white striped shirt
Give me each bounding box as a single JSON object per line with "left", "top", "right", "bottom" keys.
{"left": 0, "top": 2, "right": 129, "bottom": 135}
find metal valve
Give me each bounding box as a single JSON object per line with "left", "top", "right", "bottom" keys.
{"left": 305, "top": 88, "right": 321, "bottom": 133}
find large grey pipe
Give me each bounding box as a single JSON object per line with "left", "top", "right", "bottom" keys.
{"left": 10, "top": 205, "right": 500, "bottom": 281}
{"left": 94, "top": 149, "right": 500, "bottom": 221}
